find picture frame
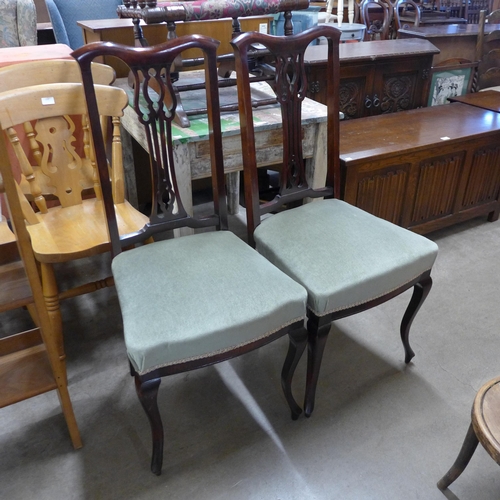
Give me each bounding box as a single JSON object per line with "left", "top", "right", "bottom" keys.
{"left": 427, "top": 60, "right": 478, "bottom": 107}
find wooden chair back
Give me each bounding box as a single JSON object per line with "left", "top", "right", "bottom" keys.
{"left": 0, "top": 59, "right": 120, "bottom": 208}
{"left": 72, "top": 35, "right": 226, "bottom": 257}
{"left": 360, "top": 0, "right": 394, "bottom": 40}
{"left": 0, "top": 83, "right": 128, "bottom": 226}
{"left": 394, "top": 0, "right": 422, "bottom": 31}
{"left": 231, "top": 25, "right": 341, "bottom": 246}
{"left": 476, "top": 9, "right": 500, "bottom": 90}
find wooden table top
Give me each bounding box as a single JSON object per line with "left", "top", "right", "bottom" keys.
{"left": 398, "top": 23, "right": 500, "bottom": 38}
{"left": 305, "top": 38, "right": 439, "bottom": 65}
{"left": 449, "top": 90, "right": 500, "bottom": 112}
{"left": 116, "top": 75, "right": 328, "bottom": 144}
{"left": 340, "top": 102, "right": 500, "bottom": 162}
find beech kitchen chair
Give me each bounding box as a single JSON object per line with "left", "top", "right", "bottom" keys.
{"left": 0, "top": 162, "right": 81, "bottom": 449}
{"left": 72, "top": 35, "right": 308, "bottom": 475}
{"left": 232, "top": 25, "right": 439, "bottom": 417}
{"left": 0, "top": 71, "right": 148, "bottom": 350}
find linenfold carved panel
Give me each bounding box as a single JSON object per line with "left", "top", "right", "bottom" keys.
{"left": 356, "top": 168, "right": 409, "bottom": 225}
{"left": 411, "top": 153, "right": 465, "bottom": 225}
{"left": 461, "top": 146, "right": 500, "bottom": 209}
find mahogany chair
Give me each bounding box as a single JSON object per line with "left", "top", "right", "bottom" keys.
{"left": 232, "top": 26, "right": 439, "bottom": 417}
{"left": 437, "top": 375, "right": 500, "bottom": 490}
{"left": 394, "top": 0, "right": 422, "bottom": 30}
{"left": 0, "top": 68, "right": 148, "bottom": 353}
{"left": 0, "top": 161, "right": 81, "bottom": 449}
{"left": 360, "top": 0, "right": 394, "bottom": 40}
{"left": 72, "top": 35, "right": 308, "bottom": 475}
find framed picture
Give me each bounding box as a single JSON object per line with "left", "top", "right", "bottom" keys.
{"left": 427, "top": 61, "right": 478, "bottom": 107}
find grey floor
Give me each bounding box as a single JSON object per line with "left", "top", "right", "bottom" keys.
{"left": 2, "top": 212, "right": 500, "bottom": 500}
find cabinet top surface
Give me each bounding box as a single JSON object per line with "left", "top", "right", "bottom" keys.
{"left": 340, "top": 103, "right": 500, "bottom": 161}
{"left": 305, "top": 39, "right": 439, "bottom": 64}
{"left": 398, "top": 23, "right": 500, "bottom": 38}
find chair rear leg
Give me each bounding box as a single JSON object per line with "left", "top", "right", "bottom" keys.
{"left": 400, "top": 276, "right": 433, "bottom": 364}
{"left": 281, "top": 324, "right": 308, "bottom": 420}
{"left": 304, "top": 319, "right": 332, "bottom": 418}
{"left": 437, "top": 423, "right": 479, "bottom": 490}
{"left": 135, "top": 376, "right": 164, "bottom": 475}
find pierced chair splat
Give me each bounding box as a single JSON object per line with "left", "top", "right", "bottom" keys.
{"left": 232, "top": 25, "right": 439, "bottom": 417}
{"left": 0, "top": 70, "right": 148, "bottom": 351}
{"left": 72, "top": 35, "right": 309, "bottom": 476}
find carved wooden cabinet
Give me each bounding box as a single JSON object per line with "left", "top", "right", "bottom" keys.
{"left": 305, "top": 39, "right": 439, "bottom": 119}
{"left": 340, "top": 103, "right": 500, "bottom": 234}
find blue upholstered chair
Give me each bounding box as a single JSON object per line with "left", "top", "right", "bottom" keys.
{"left": 232, "top": 26, "right": 438, "bottom": 417}
{"left": 73, "top": 35, "right": 309, "bottom": 475}
{"left": 45, "top": 0, "right": 122, "bottom": 49}
{"left": 0, "top": 0, "right": 36, "bottom": 47}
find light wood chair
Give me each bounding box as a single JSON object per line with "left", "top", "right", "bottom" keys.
{"left": 232, "top": 26, "right": 438, "bottom": 417}
{"left": 0, "top": 160, "right": 81, "bottom": 449}
{"left": 437, "top": 375, "right": 500, "bottom": 490}
{"left": 0, "top": 78, "right": 148, "bottom": 352}
{"left": 72, "top": 34, "right": 311, "bottom": 476}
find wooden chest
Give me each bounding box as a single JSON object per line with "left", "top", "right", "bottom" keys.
{"left": 340, "top": 103, "right": 500, "bottom": 233}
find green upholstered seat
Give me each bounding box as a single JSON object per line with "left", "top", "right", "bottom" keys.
{"left": 254, "top": 199, "right": 438, "bottom": 317}
{"left": 112, "top": 231, "right": 308, "bottom": 375}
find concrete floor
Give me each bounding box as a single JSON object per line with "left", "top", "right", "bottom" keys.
{"left": 2, "top": 213, "right": 500, "bottom": 499}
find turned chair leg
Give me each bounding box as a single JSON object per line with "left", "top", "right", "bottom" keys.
{"left": 400, "top": 276, "right": 433, "bottom": 364}
{"left": 41, "top": 262, "right": 64, "bottom": 351}
{"left": 437, "top": 423, "right": 479, "bottom": 490}
{"left": 304, "top": 319, "right": 332, "bottom": 418}
{"left": 135, "top": 376, "right": 164, "bottom": 475}
{"left": 281, "top": 325, "right": 308, "bottom": 420}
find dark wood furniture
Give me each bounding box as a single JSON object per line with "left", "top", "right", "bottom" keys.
{"left": 437, "top": 375, "right": 500, "bottom": 490}
{"left": 449, "top": 88, "right": 500, "bottom": 111}
{"left": 476, "top": 9, "right": 500, "bottom": 89}
{"left": 340, "top": 102, "right": 500, "bottom": 233}
{"left": 78, "top": 16, "right": 273, "bottom": 77}
{"left": 305, "top": 38, "right": 439, "bottom": 119}
{"left": 74, "top": 35, "right": 309, "bottom": 476}
{"left": 233, "top": 26, "right": 437, "bottom": 418}
{"left": 398, "top": 23, "right": 500, "bottom": 64}
{"left": 360, "top": 0, "right": 394, "bottom": 40}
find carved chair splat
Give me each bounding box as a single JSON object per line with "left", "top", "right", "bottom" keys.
{"left": 0, "top": 66, "right": 149, "bottom": 349}
{"left": 73, "top": 35, "right": 309, "bottom": 475}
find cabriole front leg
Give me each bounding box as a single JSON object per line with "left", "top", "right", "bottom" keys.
{"left": 400, "top": 275, "right": 433, "bottom": 364}
{"left": 304, "top": 317, "right": 332, "bottom": 418}
{"left": 135, "top": 376, "right": 164, "bottom": 475}
{"left": 281, "top": 324, "right": 308, "bottom": 420}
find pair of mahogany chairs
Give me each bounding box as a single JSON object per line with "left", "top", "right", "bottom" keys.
{"left": 70, "top": 23, "right": 439, "bottom": 474}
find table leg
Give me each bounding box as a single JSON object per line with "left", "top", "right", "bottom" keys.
{"left": 226, "top": 171, "right": 240, "bottom": 215}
